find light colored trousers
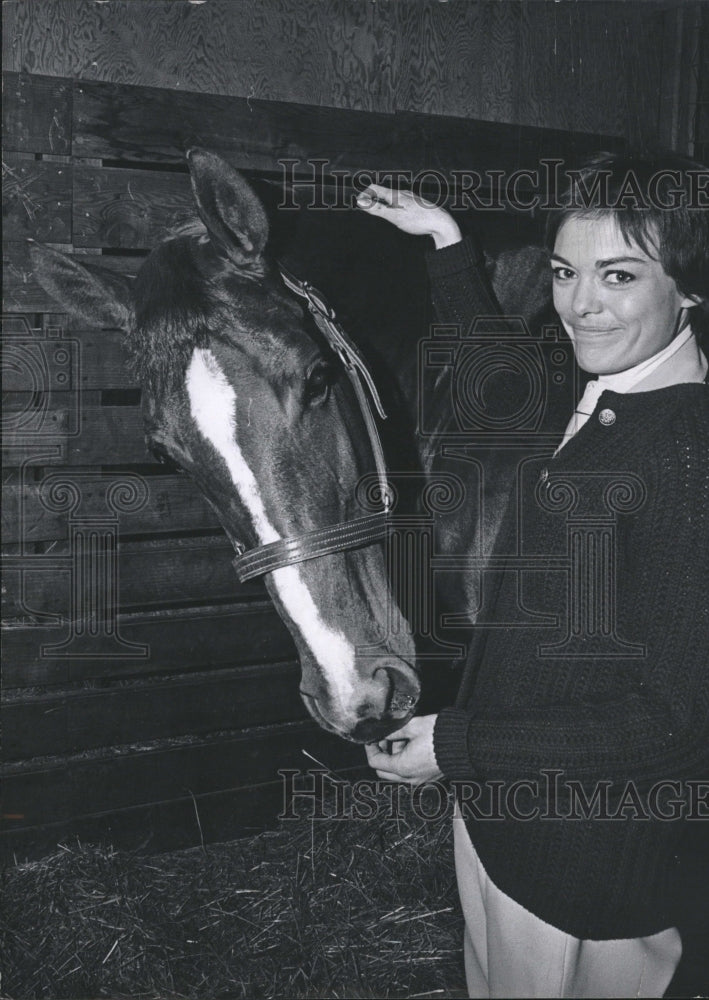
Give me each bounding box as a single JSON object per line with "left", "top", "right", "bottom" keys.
{"left": 453, "top": 810, "right": 682, "bottom": 998}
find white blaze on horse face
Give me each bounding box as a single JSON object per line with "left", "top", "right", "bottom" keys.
{"left": 185, "top": 348, "right": 356, "bottom": 711}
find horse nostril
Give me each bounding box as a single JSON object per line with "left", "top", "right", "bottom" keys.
{"left": 376, "top": 663, "right": 420, "bottom": 719}
{"left": 389, "top": 688, "right": 417, "bottom": 717}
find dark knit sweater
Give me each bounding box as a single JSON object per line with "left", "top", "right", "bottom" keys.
{"left": 428, "top": 238, "right": 709, "bottom": 940}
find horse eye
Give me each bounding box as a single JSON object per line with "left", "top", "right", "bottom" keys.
{"left": 304, "top": 361, "right": 334, "bottom": 405}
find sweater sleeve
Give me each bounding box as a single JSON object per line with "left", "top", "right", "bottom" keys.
{"left": 433, "top": 407, "right": 709, "bottom": 792}
{"left": 424, "top": 236, "right": 502, "bottom": 327}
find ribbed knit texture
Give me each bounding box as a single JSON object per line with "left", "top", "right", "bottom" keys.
{"left": 427, "top": 239, "right": 709, "bottom": 940}
{"left": 425, "top": 235, "right": 500, "bottom": 322}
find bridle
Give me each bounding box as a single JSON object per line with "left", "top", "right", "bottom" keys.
{"left": 232, "top": 265, "right": 391, "bottom": 583}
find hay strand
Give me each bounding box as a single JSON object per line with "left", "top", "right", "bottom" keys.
{"left": 1, "top": 787, "right": 466, "bottom": 999}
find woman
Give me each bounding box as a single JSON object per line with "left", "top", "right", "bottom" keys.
{"left": 361, "top": 152, "right": 709, "bottom": 998}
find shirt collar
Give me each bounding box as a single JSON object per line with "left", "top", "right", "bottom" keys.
{"left": 595, "top": 326, "right": 707, "bottom": 395}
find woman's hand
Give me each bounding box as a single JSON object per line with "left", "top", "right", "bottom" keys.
{"left": 365, "top": 714, "right": 443, "bottom": 786}
{"left": 356, "top": 184, "right": 462, "bottom": 249}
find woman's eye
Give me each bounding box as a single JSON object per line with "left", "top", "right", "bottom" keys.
{"left": 304, "top": 362, "right": 334, "bottom": 404}
{"left": 551, "top": 265, "right": 575, "bottom": 281}
{"left": 604, "top": 269, "right": 636, "bottom": 285}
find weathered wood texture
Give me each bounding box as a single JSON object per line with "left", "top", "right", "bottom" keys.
{"left": 1, "top": 535, "right": 263, "bottom": 618}
{"left": 2, "top": 324, "right": 137, "bottom": 391}
{"left": 1, "top": 720, "right": 366, "bottom": 862}
{"left": 2, "top": 396, "right": 152, "bottom": 465}
{"left": 655, "top": 2, "right": 706, "bottom": 156}
{"left": 2, "top": 603, "right": 294, "bottom": 687}
{"left": 2, "top": 0, "right": 397, "bottom": 113}
{"left": 3, "top": 474, "right": 221, "bottom": 544}
{"left": 0, "top": 776, "right": 371, "bottom": 862}
{"left": 2, "top": 70, "right": 71, "bottom": 154}
{"left": 3, "top": 721, "right": 360, "bottom": 824}
{"left": 3, "top": 661, "right": 305, "bottom": 760}
{"left": 2, "top": 0, "right": 674, "bottom": 141}
{"left": 69, "top": 78, "right": 623, "bottom": 176}
{"left": 3, "top": 155, "right": 72, "bottom": 242}
{"left": 72, "top": 79, "right": 407, "bottom": 172}
{"left": 73, "top": 164, "right": 193, "bottom": 248}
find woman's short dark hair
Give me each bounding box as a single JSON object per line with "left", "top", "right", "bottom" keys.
{"left": 544, "top": 151, "right": 709, "bottom": 309}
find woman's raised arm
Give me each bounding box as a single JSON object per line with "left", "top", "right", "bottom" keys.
{"left": 356, "top": 184, "right": 462, "bottom": 249}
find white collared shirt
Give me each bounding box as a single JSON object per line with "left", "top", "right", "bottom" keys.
{"left": 556, "top": 326, "right": 708, "bottom": 454}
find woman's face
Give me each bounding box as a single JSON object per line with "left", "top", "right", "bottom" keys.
{"left": 551, "top": 215, "right": 694, "bottom": 375}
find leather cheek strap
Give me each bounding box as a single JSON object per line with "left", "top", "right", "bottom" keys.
{"left": 230, "top": 267, "right": 391, "bottom": 583}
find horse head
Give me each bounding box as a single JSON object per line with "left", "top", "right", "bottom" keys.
{"left": 30, "top": 149, "right": 419, "bottom": 743}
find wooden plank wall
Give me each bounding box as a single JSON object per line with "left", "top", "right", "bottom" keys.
{"left": 2, "top": 0, "right": 674, "bottom": 144}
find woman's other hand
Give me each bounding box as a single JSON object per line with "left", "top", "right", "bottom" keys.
{"left": 364, "top": 714, "right": 443, "bottom": 786}
{"left": 356, "top": 184, "right": 462, "bottom": 249}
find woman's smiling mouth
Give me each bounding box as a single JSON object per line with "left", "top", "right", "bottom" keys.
{"left": 572, "top": 326, "right": 621, "bottom": 333}
{"left": 570, "top": 326, "right": 623, "bottom": 339}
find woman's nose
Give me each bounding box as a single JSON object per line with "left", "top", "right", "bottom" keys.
{"left": 571, "top": 276, "right": 603, "bottom": 315}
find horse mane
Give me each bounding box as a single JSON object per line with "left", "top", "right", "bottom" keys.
{"left": 127, "top": 216, "right": 270, "bottom": 396}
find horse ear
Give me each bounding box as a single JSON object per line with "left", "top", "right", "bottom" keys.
{"left": 186, "top": 148, "right": 269, "bottom": 266}
{"left": 29, "top": 242, "right": 134, "bottom": 330}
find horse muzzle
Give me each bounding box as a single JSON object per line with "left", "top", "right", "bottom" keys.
{"left": 301, "top": 657, "right": 421, "bottom": 744}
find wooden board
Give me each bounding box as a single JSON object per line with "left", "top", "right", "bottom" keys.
{"left": 73, "top": 76, "right": 405, "bottom": 171}
{"left": 3, "top": 660, "right": 305, "bottom": 759}
{"left": 3, "top": 473, "right": 221, "bottom": 545}
{"left": 1, "top": 602, "right": 297, "bottom": 686}
{"left": 2, "top": 72, "right": 72, "bottom": 155}
{"left": 1, "top": 535, "right": 264, "bottom": 621}
{"left": 70, "top": 74, "right": 625, "bottom": 180}
{"left": 2, "top": 398, "right": 151, "bottom": 466}
{"left": 1, "top": 720, "right": 364, "bottom": 829}
{"left": 3, "top": 154, "right": 72, "bottom": 243}
{"left": 2, "top": 325, "right": 136, "bottom": 392}
{"left": 0, "top": 764, "right": 371, "bottom": 863}
{"left": 73, "top": 163, "right": 193, "bottom": 249}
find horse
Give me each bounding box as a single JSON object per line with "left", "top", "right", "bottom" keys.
{"left": 30, "top": 148, "right": 559, "bottom": 743}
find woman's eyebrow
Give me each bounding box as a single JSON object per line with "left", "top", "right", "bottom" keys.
{"left": 549, "top": 253, "right": 649, "bottom": 268}
{"left": 595, "top": 256, "right": 648, "bottom": 268}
